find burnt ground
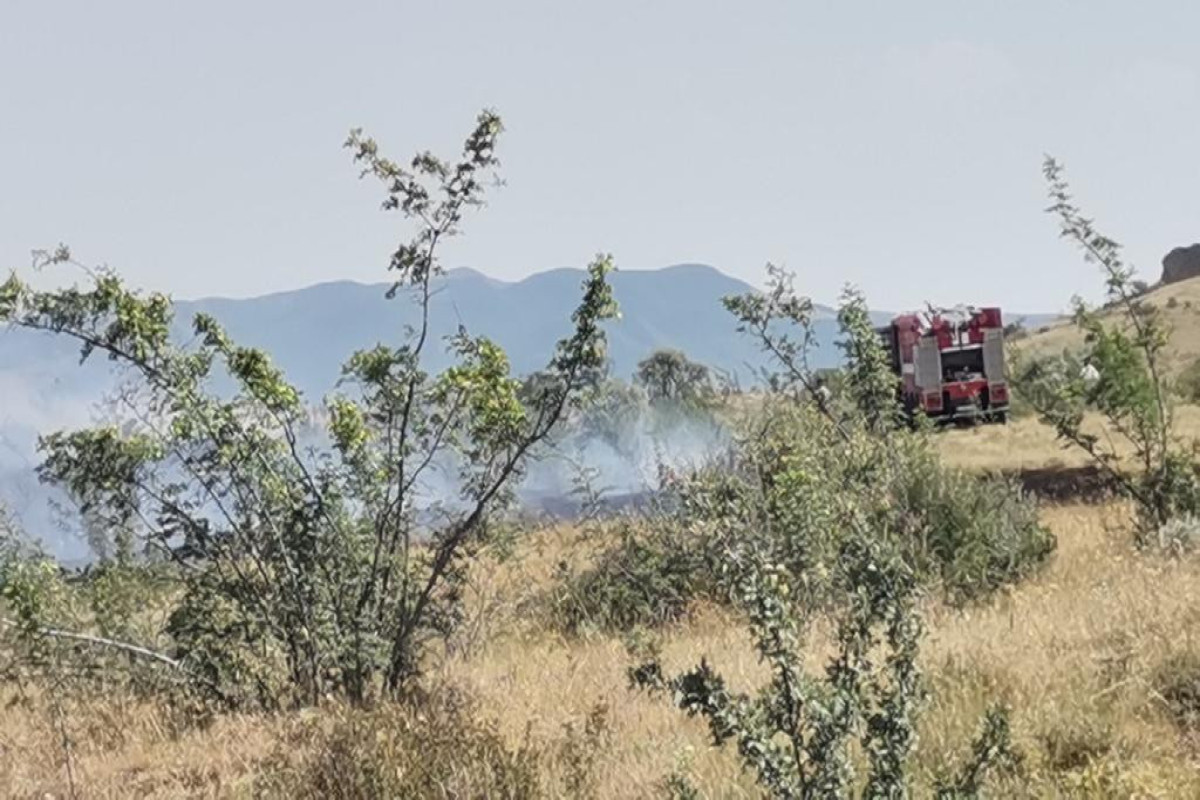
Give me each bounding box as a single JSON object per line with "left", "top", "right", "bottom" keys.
{"left": 1008, "top": 464, "right": 1119, "bottom": 503}
{"left": 523, "top": 463, "right": 1118, "bottom": 522}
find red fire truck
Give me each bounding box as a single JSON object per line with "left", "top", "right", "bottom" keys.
{"left": 876, "top": 306, "right": 1009, "bottom": 424}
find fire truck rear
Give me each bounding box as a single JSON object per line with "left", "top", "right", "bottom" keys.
{"left": 876, "top": 306, "right": 1009, "bottom": 424}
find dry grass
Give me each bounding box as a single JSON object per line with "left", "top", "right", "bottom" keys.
{"left": 936, "top": 415, "right": 1097, "bottom": 473}
{"left": 935, "top": 405, "right": 1200, "bottom": 474}
{"left": 440, "top": 502, "right": 1200, "bottom": 797}
{"left": 6, "top": 502, "right": 1200, "bottom": 797}
{"left": 15, "top": 256, "right": 1200, "bottom": 799}
{"left": 919, "top": 503, "right": 1200, "bottom": 796}
{"left": 0, "top": 696, "right": 272, "bottom": 798}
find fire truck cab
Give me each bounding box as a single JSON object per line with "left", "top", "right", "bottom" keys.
{"left": 876, "top": 306, "right": 1009, "bottom": 424}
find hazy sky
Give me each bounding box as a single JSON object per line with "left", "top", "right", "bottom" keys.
{"left": 2, "top": 2, "right": 1197, "bottom": 312}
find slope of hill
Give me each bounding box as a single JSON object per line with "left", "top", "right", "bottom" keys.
{"left": 930, "top": 278, "right": 1200, "bottom": 483}
{"left": 1015, "top": 275, "right": 1200, "bottom": 375}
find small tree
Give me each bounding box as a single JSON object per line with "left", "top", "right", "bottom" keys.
{"left": 836, "top": 286, "right": 898, "bottom": 433}
{"left": 1015, "top": 157, "right": 1200, "bottom": 536}
{"left": 724, "top": 265, "right": 857, "bottom": 440}
{"left": 633, "top": 521, "right": 928, "bottom": 798}
{"left": 0, "top": 112, "right": 618, "bottom": 708}
{"left": 635, "top": 348, "right": 714, "bottom": 407}
{"left": 724, "top": 264, "right": 821, "bottom": 399}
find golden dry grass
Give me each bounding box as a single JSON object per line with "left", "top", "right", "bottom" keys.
{"left": 6, "top": 501, "right": 1200, "bottom": 797}
{"left": 934, "top": 404, "right": 1200, "bottom": 474}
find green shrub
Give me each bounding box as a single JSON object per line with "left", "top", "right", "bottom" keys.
{"left": 1177, "top": 356, "right": 1200, "bottom": 404}
{"left": 624, "top": 272, "right": 1036, "bottom": 796}
{"left": 549, "top": 519, "right": 710, "bottom": 635}
{"left": 0, "top": 114, "right": 620, "bottom": 708}
{"left": 631, "top": 501, "right": 1018, "bottom": 799}
{"left": 890, "top": 452, "right": 1056, "bottom": 603}
{"left": 635, "top": 348, "right": 715, "bottom": 407}
{"left": 702, "top": 399, "right": 1053, "bottom": 607}
{"left": 1016, "top": 157, "right": 1200, "bottom": 537}
{"left": 554, "top": 278, "right": 1055, "bottom": 636}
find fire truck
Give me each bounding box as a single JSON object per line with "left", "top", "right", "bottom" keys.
{"left": 876, "top": 306, "right": 1009, "bottom": 424}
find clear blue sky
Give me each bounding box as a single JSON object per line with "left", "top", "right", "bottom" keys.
{"left": 2, "top": 1, "right": 1197, "bottom": 311}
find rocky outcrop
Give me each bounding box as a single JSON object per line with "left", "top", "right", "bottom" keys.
{"left": 1162, "top": 244, "right": 1200, "bottom": 285}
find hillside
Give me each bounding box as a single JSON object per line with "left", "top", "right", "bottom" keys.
{"left": 1014, "top": 274, "right": 1200, "bottom": 376}
{"left": 8, "top": 501, "right": 1200, "bottom": 797}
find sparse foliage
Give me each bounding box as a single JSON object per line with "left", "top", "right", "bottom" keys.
{"left": 726, "top": 272, "right": 1052, "bottom": 606}
{"left": 836, "top": 286, "right": 898, "bottom": 432}
{"left": 724, "top": 264, "right": 826, "bottom": 411}
{"left": 550, "top": 517, "right": 709, "bottom": 635}
{"left": 0, "top": 113, "right": 618, "bottom": 708}
{"left": 1015, "top": 157, "right": 1200, "bottom": 537}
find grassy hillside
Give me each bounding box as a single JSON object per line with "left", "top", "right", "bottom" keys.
{"left": 6, "top": 357, "right": 1200, "bottom": 796}
{"left": 1014, "top": 275, "right": 1200, "bottom": 378}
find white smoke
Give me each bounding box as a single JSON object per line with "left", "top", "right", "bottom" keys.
{"left": 519, "top": 402, "right": 731, "bottom": 514}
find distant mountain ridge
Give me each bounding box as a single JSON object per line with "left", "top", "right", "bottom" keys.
{"left": 176, "top": 264, "right": 1051, "bottom": 391}
{"left": 171, "top": 263, "right": 841, "bottom": 394}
